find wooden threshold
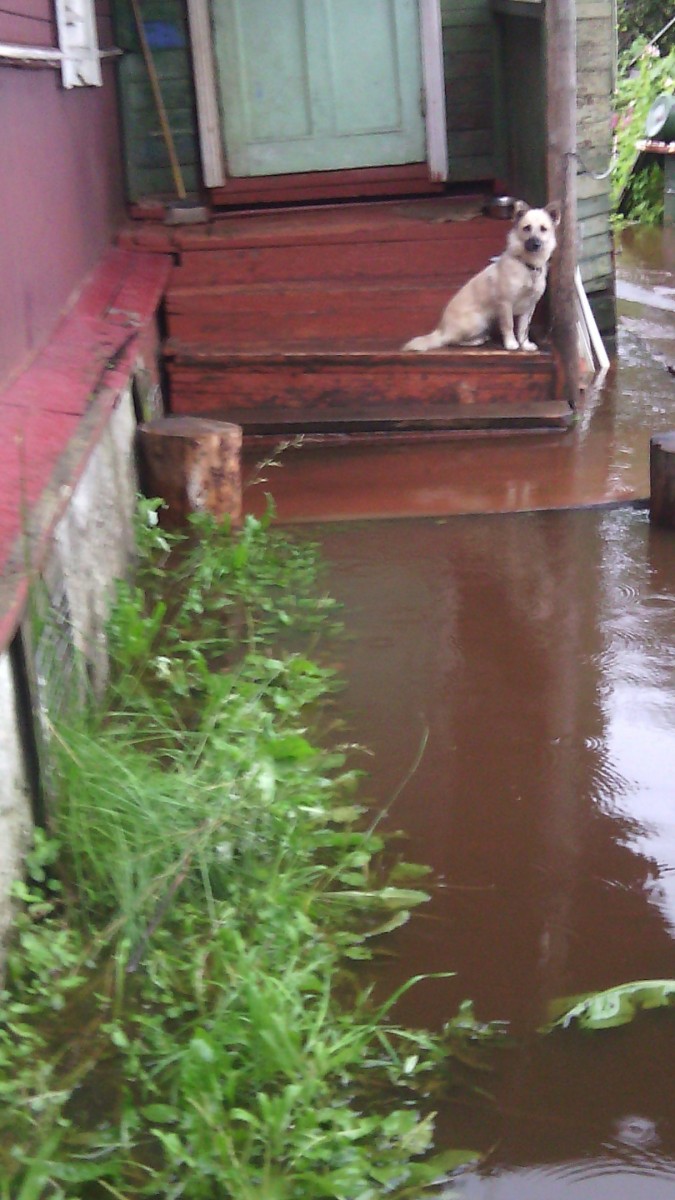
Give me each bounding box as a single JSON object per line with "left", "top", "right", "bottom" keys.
{"left": 208, "top": 164, "right": 443, "bottom": 207}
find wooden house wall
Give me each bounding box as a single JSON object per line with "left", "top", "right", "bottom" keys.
{"left": 113, "top": 0, "right": 199, "bottom": 199}
{"left": 114, "top": 0, "right": 497, "bottom": 199}
{"left": 491, "top": 7, "right": 547, "bottom": 206}
{"left": 0, "top": 0, "right": 56, "bottom": 47}
{"left": 576, "top": 0, "right": 615, "bottom": 315}
{"left": 440, "top": 0, "right": 494, "bottom": 182}
{"left": 0, "top": 0, "right": 125, "bottom": 390}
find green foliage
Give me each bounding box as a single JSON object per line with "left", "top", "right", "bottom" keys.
{"left": 542, "top": 979, "right": 675, "bottom": 1032}
{"left": 617, "top": 2, "right": 675, "bottom": 56}
{"left": 0, "top": 500, "right": 500, "bottom": 1199}
{"left": 612, "top": 42, "right": 675, "bottom": 225}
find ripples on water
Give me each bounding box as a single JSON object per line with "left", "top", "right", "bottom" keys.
{"left": 316, "top": 506, "right": 675, "bottom": 1200}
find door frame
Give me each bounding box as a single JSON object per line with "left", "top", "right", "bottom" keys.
{"left": 186, "top": 0, "right": 448, "bottom": 191}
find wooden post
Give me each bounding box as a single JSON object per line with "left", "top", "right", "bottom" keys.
{"left": 138, "top": 416, "right": 242, "bottom": 527}
{"left": 545, "top": 0, "right": 579, "bottom": 411}
{"left": 650, "top": 432, "right": 675, "bottom": 528}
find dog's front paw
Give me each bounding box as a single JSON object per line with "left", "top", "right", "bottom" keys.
{"left": 503, "top": 334, "right": 519, "bottom": 351}
{"left": 520, "top": 339, "right": 539, "bottom": 353}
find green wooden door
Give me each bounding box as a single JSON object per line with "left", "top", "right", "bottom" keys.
{"left": 213, "top": 0, "right": 426, "bottom": 177}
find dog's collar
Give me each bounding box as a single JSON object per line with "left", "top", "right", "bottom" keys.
{"left": 525, "top": 262, "right": 544, "bottom": 275}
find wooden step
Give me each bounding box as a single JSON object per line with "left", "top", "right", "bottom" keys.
{"left": 171, "top": 398, "right": 572, "bottom": 436}
{"left": 171, "top": 234, "right": 503, "bottom": 288}
{"left": 166, "top": 343, "right": 564, "bottom": 433}
{"left": 165, "top": 281, "right": 465, "bottom": 347}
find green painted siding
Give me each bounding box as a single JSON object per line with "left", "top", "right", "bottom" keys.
{"left": 440, "top": 0, "right": 495, "bottom": 181}
{"left": 113, "top": 0, "right": 200, "bottom": 200}
{"left": 491, "top": 7, "right": 546, "bottom": 204}
{"left": 576, "top": 0, "right": 615, "bottom": 304}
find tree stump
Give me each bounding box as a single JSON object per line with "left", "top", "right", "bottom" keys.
{"left": 650, "top": 432, "right": 675, "bottom": 528}
{"left": 138, "top": 416, "right": 242, "bottom": 527}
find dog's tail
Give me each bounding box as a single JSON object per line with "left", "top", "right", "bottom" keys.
{"left": 402, "top": 329, "right": 446, "bottom": 353}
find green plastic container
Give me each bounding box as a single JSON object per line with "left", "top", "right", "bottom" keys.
{"left": 644, "top": 94, "right": 675, "bottom": 142}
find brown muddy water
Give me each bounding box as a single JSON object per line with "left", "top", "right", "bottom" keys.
{"left": 317, "top": 506, "right": 675, "bottom": 1200}
{"left": 243, "top": 227, "right": 675, "bottom": 1198}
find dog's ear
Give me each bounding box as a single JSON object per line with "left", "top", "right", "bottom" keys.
{"left": 512, "top": 200, "right": 528, "bottom": 221}
{"left": 545, "top": 201, "right": 562, "bottom": 226}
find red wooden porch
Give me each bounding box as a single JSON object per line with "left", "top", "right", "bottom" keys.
{"left": 120, "top": 196, "right": 573, "bottom": 440}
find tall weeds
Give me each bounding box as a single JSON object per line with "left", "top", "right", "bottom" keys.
{"left": 0, "top": 500, "right": 491, "bottom": 1199}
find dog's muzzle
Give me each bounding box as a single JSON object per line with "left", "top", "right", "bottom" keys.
{"left": 525, "top": 236, "right": 542, "bottom": 253}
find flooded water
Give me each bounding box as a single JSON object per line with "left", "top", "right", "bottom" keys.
{"left": 314, "top": 506, "right": 675, "bottom": 1200}
{"left": 243, "top": 227, "right": 675, "bottom": 1198}
{"left": 244, "top": 226, "right": 675, "bottom": 521}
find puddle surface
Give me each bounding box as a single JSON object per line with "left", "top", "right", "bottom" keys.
{"left": 312, "top": 506, "right": 675, "bottom": 1200}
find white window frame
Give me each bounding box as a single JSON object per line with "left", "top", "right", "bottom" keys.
{"left": 54, "top": 0, "right": 102, "bottom": 88}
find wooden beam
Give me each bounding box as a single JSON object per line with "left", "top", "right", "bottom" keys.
{"left": 545, "top": 0, "right": 579, "bottom": 409}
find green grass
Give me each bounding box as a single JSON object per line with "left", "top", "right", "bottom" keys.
{"left": 0, "top": 500, "right": 497, "bottom": 1199}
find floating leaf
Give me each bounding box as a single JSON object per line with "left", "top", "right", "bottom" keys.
{"left": 542, "top": 979, "right": 675, "bottom": 1032}
{"left": 362, "top": 909, "right": 412, "bottom": 938}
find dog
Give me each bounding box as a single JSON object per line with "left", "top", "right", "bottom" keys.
{"left": 402, "top": 200, "right": 561, "bottom": 353}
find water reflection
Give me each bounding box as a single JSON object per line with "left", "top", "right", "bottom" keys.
{"left": 311, "top": 506, "right": 675, "bottom": 1199}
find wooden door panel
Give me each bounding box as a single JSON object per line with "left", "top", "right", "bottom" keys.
{"left": 214, "top": 0, "right": 425, "bottom": 177}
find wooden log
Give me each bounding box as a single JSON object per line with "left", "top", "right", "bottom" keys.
{"left": 138, "top": 416, "right": 242, "bottom": 526}
{"left": 650, "top": 432, "right": 675, "bottom": 528}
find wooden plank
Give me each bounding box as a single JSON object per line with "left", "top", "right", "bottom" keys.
{"left": 579, "top": 253, "right": 614, "bottom": 286}
{"left": 579, "top": 212, "right": 613, "bottom": 240}
{"left": 209, "top": 164, "right": 437, "bottom": 208}
{"left": 546, "top": 0, "right": 579, "bottom": 408}
{"left": 209, "top": 401, "right": 573, "bottom": 435}
{"left": 441, "top": 0, "right": 491, "bottom": 25}
{"left": 578, "top": 192, "right": 612, "bottom": 218}
{"left": 0, "top": 9, "right": 54, "bottom": 44}
{"left": 171, "top": 234, "right": 504, "bottom": 288}
{"left": 576, "top": 171, "right": 613, "bottom": 201}
{"left": 576, "top": 0, "right": 613, "bottom": 16}
{"left": 579, "top": 231, "right": 614, "bottom": 260}
{"left": 166, "top": 345, "right": 556, "bottom": 417}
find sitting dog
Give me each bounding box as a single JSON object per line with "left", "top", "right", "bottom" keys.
{"left": 403, "top": 200, "right": 561, "bottom": 353}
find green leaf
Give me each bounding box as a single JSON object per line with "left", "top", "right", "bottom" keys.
{"left": 140, "top": 1104, "right": 179, "bottom": 1123}
{"left": 362, "top": 910, "right": 412, "bottom": 938}
{"left": 270, "top": 734, "right": 316, "bottom": 761}
{"left": 542, "top": 979, "right": 675, "bottom": 1032}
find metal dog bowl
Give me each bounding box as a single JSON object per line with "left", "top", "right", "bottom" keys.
{"left": 487, "top": 195, "right": 515, "bottom": 219}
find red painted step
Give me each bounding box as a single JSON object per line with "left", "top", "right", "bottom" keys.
{"left": 166, "top": 343, "right": 561, "bottom": 432}
{"left": 119, "top": 199, "right": 569, "bottom": 439}
{"left": 165, "top": 282, "right": 468, "bottom": 348}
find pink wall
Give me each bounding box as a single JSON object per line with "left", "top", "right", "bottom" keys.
{"left": 0, "top": 0, "right": 55, "bottom": 48}
{"left": 0, "top": 4, "right": 126, "bottom": 390}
